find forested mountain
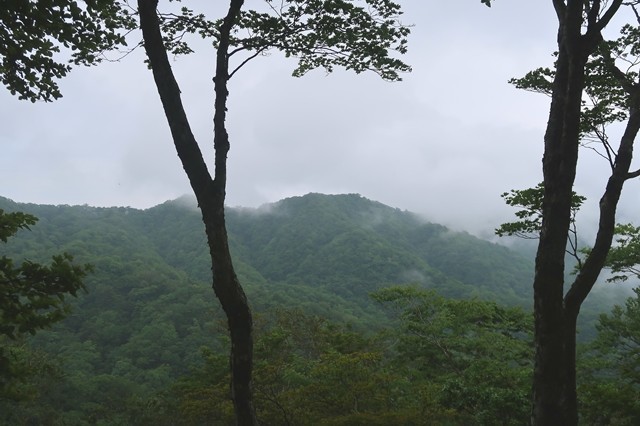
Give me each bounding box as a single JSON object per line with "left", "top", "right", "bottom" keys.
{"left": 0, "top": 192, "right": 621, "bottom": 336}
{"left": 135, "top": 193, "right": 535, "bottom": 305}
{"left": 234, "top": 194, "right": 537, "bottom": 302}
{"left": 1, "top": 193, "right": 635, "bottom": 424}
{"left": 0, "top": 193, "right": 536, "bottom": 313}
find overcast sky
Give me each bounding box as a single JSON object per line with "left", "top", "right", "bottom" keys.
{"left": 2, "top": 1, "right": 639, "bottom": 238}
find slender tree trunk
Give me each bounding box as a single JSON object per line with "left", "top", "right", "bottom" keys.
{"left": 209, "top": 1, "right": 257, "bottom": 424}
{"left": 137, "top": 1, "right": 256, "bottom": 424}
{"left": 532, "top": 1, "right": 622, "bottom": 424}
{"left": 532, "top": 3, "right": 587, "bottom": 423}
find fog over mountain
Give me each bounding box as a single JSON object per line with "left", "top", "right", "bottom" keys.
{"left": 0, "top": 1, "right": 566, "bottom": 238}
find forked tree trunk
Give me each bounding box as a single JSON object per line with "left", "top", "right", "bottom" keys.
{"left": 532, "top": 3, "right": 589, "bottom": 421}
{"left": 532, "top": 1, "right": 623, "bottom": 424}
{"left": 138, "top": 1, "right": 256, "bottom": 424}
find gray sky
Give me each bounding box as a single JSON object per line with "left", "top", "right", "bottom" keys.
{"left": 2, "top": 1, "right": 638, "bottom": 238}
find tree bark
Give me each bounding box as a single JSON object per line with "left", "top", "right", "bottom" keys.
{"left": 137, "top": 1, "right": 256, "bottom": 424}
{"left": 532, "top": 1, "right": 623, "bottom": 424}
{"left": 532, "top": 3, "right": 588, "bottom": 422}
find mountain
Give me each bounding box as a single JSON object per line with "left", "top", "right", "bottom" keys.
{"left": 1, "top": 193, "right": 631, "bottom": 424}
{"left": 98, "top": 192, "right": 535, "bottom": 307}
{"left": 1, "top": 193, "right": 536, "bottom": 318}
{"left": 0, "top": 192, "right": 539, "bottom": 346}
{"left": 226, "top": 193, "right": 534, "bottom": 304}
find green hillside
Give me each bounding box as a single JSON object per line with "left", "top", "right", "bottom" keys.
{"left": 0, "top": 191, "right": 536, "bottom": 360}
{"left": 2, "top": 193, "right": 634, "bottom": 424}
{"left": 0, "top": 192, "right": 622, "bottom": 337}
{"left": 112, "top": 192, "right": 535, "bottom": 307}
{"left": 0, "top": 192, "right": 542, "bottom": 341}
{"left": 225, "top": 193, "right": 534, "bottom": 305}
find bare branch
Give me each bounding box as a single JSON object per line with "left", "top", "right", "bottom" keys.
{"left": 229, "top": 46, "right": 270, "bottom": 79}
{"left": 626, "top": 168, "right": 640, "bottom": 179}
{"left": 587, "top": 0, "right": 602, "bottom": 30}
{"left": 593, "top": 0, "right": 624, "bottom": 33}
{"left": 632, "top": 4, "right": 640, "bottom": 25}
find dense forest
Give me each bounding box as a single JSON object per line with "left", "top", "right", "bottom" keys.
{"left": 4, "top": 0, "right": 640, "bottom": 424}
{"left": 1, "top": 193, "right": 638, "bottom": 424}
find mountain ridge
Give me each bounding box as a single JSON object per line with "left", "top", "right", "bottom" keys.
{"left": 0, "top": 192, "right": 534, "bottom": 308}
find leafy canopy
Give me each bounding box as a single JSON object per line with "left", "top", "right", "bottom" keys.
{"left": 496, "top": 183, "right": 640, "bottom": 282}
{"left": 0, "top": 210, "right": 90, "bottom": 340}
{"left": 0, "top": 0, "right": 134, "bottom": 102}
{"left": 372, "top": 286, "right": 532, "bottom": 425}
{"left": 600, "top": 224, "right": 640, "bottom": 283}
{"left": 0, "top": 209, "right": 91, "bottom": 398}
{"left": 509, "top": 24, "right": 640, "bottom": 170}
{"left": 578, "top": 287, "right": 640, "bottom": 423}
{"left": 495, "top": 183, "right": 585, "bottom": 240}
{"left": 500, "top": 20, "right": 640, "bottom": 281}
{"left": 592, "top": 286, "right": 640, "bottom": 385}
{"left": 159, "top": 0, "right": 412, "bottom": 81}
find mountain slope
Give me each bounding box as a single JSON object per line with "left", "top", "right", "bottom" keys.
{"left": 1, "top": 193, "right": 536, "bottom": 310}
{"left": 224, "top": 193, "right": 534, "bottom": 305}
{"left": 2, "top": 192, "right": 626, "bottom": 423}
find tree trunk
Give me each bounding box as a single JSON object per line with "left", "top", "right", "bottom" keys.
{"left": 531, "top": 3, "right": 588, "bottom": 423}
{"left": 137, "top": 1, "right": 256, "bottom": 424}
{"left": 531, "top": 1, "right": 622, "bottom": 424}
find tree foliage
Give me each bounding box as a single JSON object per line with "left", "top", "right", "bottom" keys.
{"left": 601, "top": 224, "right": 640, "bottom": 282}
{"left": 0, "top": 0, "right": 134, "bottom": 102}
{"left": 593, "top": 287, "right": 640, "bottom": 385}
{"left": 372, "top": 286, "right": 533, "bottom": 425}
{"left": 0, "top": 210, "right": 89, "bottom": 341}
{"left": 158, "top": 0, "right": 412, "bottom": 80}
{"left": 496, "top": 183, "right": 586, "bottom": 240}
{"left": 160, "top": 297, "right": 533, "bottom": 425}
{"left": 578, "top": 287, "right": 640, "bottom": 424}
{"left": 509, "top": 21, "right": 640, "bottom": 172}
{"left": 0, "top": 209, "right": 90, "bottom": 399}
{"left": 0, "top": 196, "right": 520, "bottom": 422}
{"left": 497, "top": 183, "right": 640, "bottom": 285}
{"left": 0, "top": 196, "right": 634, "bottom": 423}
{"left": 233, "top": 0, "right": 411, "bottom": 80}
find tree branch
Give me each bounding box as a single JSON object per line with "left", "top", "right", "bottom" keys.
{"left": 565, "top": 104, "right": 640, "bottom": 313}
{"left": 626, "top": 168, "right": 640, "bottom": 179}
{"left": 587, "top": 0, "right": 601, "bottom": 30}
{"left": 228, "top": 45, "right": 270, "bottom": 79}
{"left": 137, "top": 0, "right": 213, "bottom": 199}
{"left": 593, "top": 0, "right": 623, "bottom": 33}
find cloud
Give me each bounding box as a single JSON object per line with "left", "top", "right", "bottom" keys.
{"left": 2, "top": 1, "right": 635, "bottom": 241}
